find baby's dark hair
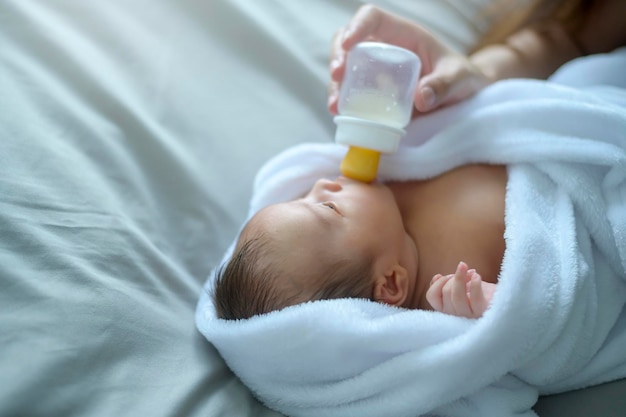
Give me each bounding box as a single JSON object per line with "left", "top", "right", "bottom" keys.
{"left": 213, "top": 233, "right": 374, "bottom": 320}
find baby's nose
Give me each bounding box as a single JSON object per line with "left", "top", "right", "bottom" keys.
{"left": 313, "top": 178, "right": 342, "bottom": 193}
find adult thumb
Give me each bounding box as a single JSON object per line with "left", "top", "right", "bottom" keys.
{"left": 414, "top": 59, "right": 488, "bottom": 113}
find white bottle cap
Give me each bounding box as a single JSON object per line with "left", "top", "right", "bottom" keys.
{"left": 334, "top": 115, "right": 405, "bottom": 153}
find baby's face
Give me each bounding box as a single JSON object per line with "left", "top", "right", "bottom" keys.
{"left": 240, "top": 177, "right": 407, "bottom": 295}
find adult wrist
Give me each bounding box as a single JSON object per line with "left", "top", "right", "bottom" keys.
{"left": 468, "top": 47, "right": 508, "bottom": 85}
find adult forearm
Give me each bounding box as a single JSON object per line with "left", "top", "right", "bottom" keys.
{"left": 469, "top": 24, "right": 582, "bottom": 84}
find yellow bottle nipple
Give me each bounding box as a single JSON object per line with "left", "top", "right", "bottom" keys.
{"left": 340, "top": 146, "right": 381, "bottom": 183}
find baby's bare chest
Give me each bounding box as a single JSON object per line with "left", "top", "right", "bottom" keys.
{"left": 389, "top": 164, "right": 508, "bottom": 282}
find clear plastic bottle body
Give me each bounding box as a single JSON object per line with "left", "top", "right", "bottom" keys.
{"left": 338, "top": 42, "right": 421, "bottom": 129}
{"left": 334, "top": 42, "right": 421, "bottom": 182}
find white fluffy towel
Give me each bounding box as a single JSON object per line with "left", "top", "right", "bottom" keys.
{"left": 197, "top": 49, "right": 626, "bottom": 417}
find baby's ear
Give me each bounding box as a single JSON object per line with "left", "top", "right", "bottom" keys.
{"left": 372, "top": 266, "right": 409, "bottom": 307}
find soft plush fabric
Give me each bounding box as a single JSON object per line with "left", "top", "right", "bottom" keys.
{"left": 197, "top": 50, "right": 626, "bottom": 417}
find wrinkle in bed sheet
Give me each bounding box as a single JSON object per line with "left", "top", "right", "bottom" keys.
{"left": 0, "top": 1, "right": 270, "bottom": 416}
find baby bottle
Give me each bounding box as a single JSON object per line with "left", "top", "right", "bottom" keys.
{"left": 334, "top": 42, "right": 421, "bottom": 182}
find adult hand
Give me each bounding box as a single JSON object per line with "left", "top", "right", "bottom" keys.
{"left": 328, "top": 5, "right": 491, "bottom": 116}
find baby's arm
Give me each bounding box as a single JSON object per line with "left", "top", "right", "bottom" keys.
{"left": 426, "top": 262, "right": 496, "bottom": 318}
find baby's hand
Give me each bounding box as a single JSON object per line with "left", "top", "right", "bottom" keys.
{"left": 426, "top": 262, "right": 495, "bottom": 318}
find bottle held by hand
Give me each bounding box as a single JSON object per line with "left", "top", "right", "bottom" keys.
{"left": 335, "top": 42, "right": 421, "bottom": 182}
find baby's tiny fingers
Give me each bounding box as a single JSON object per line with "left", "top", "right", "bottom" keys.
{"left": 450, "top": 263, "right": 472, "bottom": 317}
{"left": 426, "top": 274, "right": 453, "bottom": 312}
{"left": 468, "top": 272, "right": 487, "bottom": 318}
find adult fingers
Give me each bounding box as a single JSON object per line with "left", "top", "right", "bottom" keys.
{"left": 328, "top": 27, "right": 348, "bottom": 114}
{"left": 340, "top": 5, "right": 386, "bottom": 51}
{"left": 415, "top": 57, "right": 465, "bottom": 112}
{"left": 329, "top": 26, "right": 348, "bottom": 82}
{"left": 341, "top": 5, "right": 423, "bottom": 52}
{"left": 415, "top": 57, "right": 489, "bottom": 112}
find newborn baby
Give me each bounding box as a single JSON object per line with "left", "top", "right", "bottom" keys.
{"left": 214, "top": 164, "right": 506, "bottom": 320}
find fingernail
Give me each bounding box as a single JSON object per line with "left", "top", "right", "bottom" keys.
{"left": 431, "top": 274, "right": 442, "bottom": 284}
{"left": 421, "top": 86, "right": 436, "bottom": 109}
{"left": 468, "top": 269, "right": 476, "bottom": 275}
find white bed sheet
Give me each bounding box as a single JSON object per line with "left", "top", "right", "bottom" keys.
{"left": 0, "top": 1, "right": 623, "bottom": 416}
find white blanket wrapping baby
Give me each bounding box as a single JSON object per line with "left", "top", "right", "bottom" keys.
{"left": 196, "top": 49, "right": 626, "bottom": 417}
